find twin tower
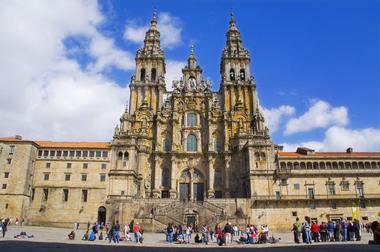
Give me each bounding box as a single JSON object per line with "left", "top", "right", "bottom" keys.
{"left": 110, "top": 12, "right": 274, "bottom": 201}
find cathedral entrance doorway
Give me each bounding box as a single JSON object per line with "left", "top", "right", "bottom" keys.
{"left": 193, "top": 183, "right": 204, "bottom": 201}
{"left": 186, "top": 214, "right": 197, "bottom": 227}
{"left": 178, "top": 168, "right": 206, "bottom": 201}
{"left": 97, "top": 206, "right": 106, "bottom": 224}
{"left": 180, "top": 183, "right": 190, "bottom": 201}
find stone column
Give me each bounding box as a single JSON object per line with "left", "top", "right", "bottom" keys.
{"left": 170, "top": 156, "right": 177, "bottom": 198}
{"left": 224, "top": 155, "right": 231, "bottom": 198}
{"left": 208, "top": 156, "right": 215, "bottom": 198}
{"left": 152, "top": 156, "right": 161, "bottom": 198}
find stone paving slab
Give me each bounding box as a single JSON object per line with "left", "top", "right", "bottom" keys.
{"left": 0, "top": 225, "right": 373, "bottom": 248}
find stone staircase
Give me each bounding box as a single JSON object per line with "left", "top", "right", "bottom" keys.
{"left": 152, "top": 200, "right": 227, "bottom": 229}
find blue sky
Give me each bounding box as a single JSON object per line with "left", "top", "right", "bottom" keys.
{"left": 0, "top": 0, "right": 379, "bottom": 151}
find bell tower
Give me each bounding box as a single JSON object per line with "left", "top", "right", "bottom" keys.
{"left": 129, "top": 10, "right": 166, "bottom": 115}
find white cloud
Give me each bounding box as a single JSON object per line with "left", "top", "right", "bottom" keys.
{"left": 262, "top": 105, "right": 295, "bottom": 133}
{"left": 284, "top": 100, "right": 349, "bottom": 135}
{"left": 165, "top": 60, "right": 186, "bottom": 91}
{"left": 123, "top": 12, "right": 182, "bottom": 49}
{"left": 0, "top": 0, "right": 130, "bottom": 141}
{"left": 281, "top": 126, "right": 380, "bottom": 152}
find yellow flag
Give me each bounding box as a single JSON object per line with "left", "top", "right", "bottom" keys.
{"left": 352, "top": 206, "right": 359, "bottom": 220}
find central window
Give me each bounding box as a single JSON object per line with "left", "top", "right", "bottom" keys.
{"left": 187, "top": 113, "right": 197, "bottom": 127}
{"left": 187, "top": 134, "right": 197, "bottom": 152}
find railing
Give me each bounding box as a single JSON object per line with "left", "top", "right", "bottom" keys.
{"left": 252, "top": 193, "right": 380, "bottom": 201}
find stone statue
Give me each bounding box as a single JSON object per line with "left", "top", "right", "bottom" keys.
{"left": 173, "top": 80, "right": 179, "bottom": 89}
{"left": 206, "top": 80, "right": 212, "bottom": 90}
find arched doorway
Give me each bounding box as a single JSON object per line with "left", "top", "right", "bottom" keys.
{"left": 179, "top": 168, "right": 205, "bottom": 201}
{"left": 97, "top": 206, "right": 106, "bottom": 224}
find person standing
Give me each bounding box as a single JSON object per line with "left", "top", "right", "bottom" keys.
{"left": 319, "top": 221, "right": 328, "bottom": 242}
{"left": 1, "top": 218, "right": 9, "bottom": 238}
{"left": 292, "top": 217, "right": 302, "bottom": 243}
{"left": 224, "top": 222, "right": 233, "bottom": 244}
{"left": 354, "top": 219, "right": 361, "bottom": 241}
{"left": 202, "top": 224, "right": 209, "bottom": 245}
{"left": 133, "top": 222, "right": 142, "bottom": 243}
{"left": 341, "top": 219, "right": 347, "bottom": 241}
{"left": 311, "top": 221, "right": 320, "bottom": 242}
{"left": 303, "top": 216, "right": 312, "bottom": 244}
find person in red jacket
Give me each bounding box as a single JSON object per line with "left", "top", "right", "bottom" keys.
{"left": 311, "top": 221, "right": 320, "bottom": 242}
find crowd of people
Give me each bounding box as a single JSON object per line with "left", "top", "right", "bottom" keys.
{"left": 292, "top": 216, "right": 380, "bottom": 244}
{"left": 68, "top": 221, "right": 143, "bottom": 244}
{"left": 164, "top": 222, "right": 274, "bottom": 246}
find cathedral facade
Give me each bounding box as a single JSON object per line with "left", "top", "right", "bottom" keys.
{"left": 1, "top": 14, "right": 379, "bottom": 231}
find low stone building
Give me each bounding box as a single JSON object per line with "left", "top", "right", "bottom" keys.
{"left": 1, "top": 14, "right": 379, "bottom": 231}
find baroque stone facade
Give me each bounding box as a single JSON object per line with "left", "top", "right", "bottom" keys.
{"left": 1, "top": 14, "right": 379, "bottom": 231}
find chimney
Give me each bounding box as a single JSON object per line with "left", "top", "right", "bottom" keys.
{"left": 15, "top": 135, "right": 22, "bottom": 140}
{"left": 346, "top": 147, "right": 353, "bottom": 153}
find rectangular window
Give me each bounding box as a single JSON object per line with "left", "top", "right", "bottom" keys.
{"left": 38, "top": 150, "right": 43, "bottom": 157}
{"left": 360, "top": 200, "right": 366, "bottom": 209}
{"left": 161, "top": 190, "right": 169, "bottom": 198}
{"left": 341, "top": 181, "right": 350, "bottom": 191}
{"left": 102, "top": 151, "right": 108, "bottom": 158}
{"left": 56, "top": 150, "right": 62, "bottom": 157}
{"left": 101, "top": 163, "right": 107, "bottom": 169}
{"left": 89, "top": 151, "right": 95, "bottom": 157}
{"left": 46, "top": 162, "right": 51, "bottom": 168}
{"left": 63, "top": 151, "right": 68, "bottom": 157}
{"left": 96, "top": 151, "right": 101, "bottom": 158}
{"left": 4, "top": 172, "right": 9, "bottom": 178}
{"left": 43, "top": 188, "right": 49, "bottom": 201}
{"left": 275, "top": 191, "right": 281, "bottom": 200}
{"left": 331, "top": 202, "right": 337, "bottom": 209}
{"left": 81, "top": 174, "right": 87, "bottom": 181}
{"left": 309, "top": 203, "right": 316, "bottom": 209}
{"left": 83, "top": 151, "right": 88, "bottom": 157}
{"left": 82, "top": 189, "right": 88, "bottom": 202}
{"left": 44, "top": 173, "right": 49, "bottom": 181}
{"left": 76, "top": 151, "right": 82, "bottom": 157}
{"left": 308, "top": 188, "right": 315, "bottom": 199}
{"left": 327, "top": 183, "right": 336, "bottom": 195}
{"left": 292, "top": 211, "right": 298, "bottom": 217}
{"left": 100, "top": 174, "right": 106, "bottom": 182}
{"left": 31, "top": 188, "right": 35, "bottom": 201}
{"left": 356, "top": 182, "right": 364, "bottom": 197}
{"left": 7, "top": 158, "right": 12, "bottom": 164}
{"left": 294, "top": 183, "right": 300, "bottom": 190}
{"left": 63, "top": 189, "right": 69, "bottom": 202}
{"left": 69, "top": 151, "right": 75, "bottom": 157}
{"left": 9, "top": 145, "right": 15, "bottom": 155}
{"left": 43, "top": 150, "right": 49, "bottom": 157}
{"left": 49, "top": 150, "right": 55, "bottom": 157}
{"left": 67, "top": 163, "right": 72, "bottom": 168}
{"left": 2, "top": 184, "right": 7, "bottom": 189}
{"left": 83, "top": 163, "right": 88, "bottom": 169}
{"left": 65, "top": 174, "right": 71, "bottom": 181}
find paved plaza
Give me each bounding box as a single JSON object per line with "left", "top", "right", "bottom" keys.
{"left": 0, "top": 225, "right": 378, "bottom": 252}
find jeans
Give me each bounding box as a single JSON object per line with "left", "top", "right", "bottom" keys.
{"left": 225, "top": 233, "right": 232, "bottom": 244}
{"left": 342, "top": 229, "right": 347, "bottom": 241}
{"left": 305, "top": 229, "right": 312, "bottom": 244}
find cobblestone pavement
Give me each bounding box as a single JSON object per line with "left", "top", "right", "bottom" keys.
{"left": 0, "top": 225, "right": 376, "bottom": 251}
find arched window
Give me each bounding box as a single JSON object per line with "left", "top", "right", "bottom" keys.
{"left": 117, "top": 152, "right": 123, "bottom": 160}
{"left": 140, "top": 68, "right": 146, "bottom": 81}
{"left": 151, "top": 68, "right": 156, "bottom": 81}
{"left": 163, "top": 138, "right": 170, "bottom": 152}
{"left": 240, "top": 69, "right": 245, "bottom": 81}
{"left": 187, "top": 113, "right": 197, "bottom": 127}
{"left": 162, "top": 167, "right": 170, "bottom": 187}
{"left": 230, "top": 69, "right": 235, "bottom": 81}
{"left": 187, "top": 134, "right": 197, "bottom": 152}
{"left": 124, "top": 152, "right": 129, "bottom": 160}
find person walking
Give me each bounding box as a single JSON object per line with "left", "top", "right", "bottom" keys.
{"left": 292, "top": 217, "right": 302, "bottom": 243}
{"left": 1, "top": 218, "right": 9, "bottom": 238}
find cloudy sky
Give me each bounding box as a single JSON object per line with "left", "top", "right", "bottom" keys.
{"left": 0, "top": 0, "right": 379, "bottom": 151}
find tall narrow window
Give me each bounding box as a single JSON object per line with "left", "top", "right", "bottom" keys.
{"left": 308, "top": 188, "right": 315, "bottom": 199}
{"left": 214, "top": 170, "right": 222, "bottom": 186}
{"left": 162, "top": 167, "right": 170, "bottom": 187}
{"left": 356, "top": 182, "right": 364, "bottom": 198}
{"left": 63, "top": 189, "right": 69, "bottom": 202}
{"left": 31, "top": 188, "right": 35, "bottom": 201}
{"left": 186, "top": 134, "right": 197, "bottom": 152}
{"left": 151, "top": 68, "right": 156, "bottom": 81}
{"left": 187, "top": 113, "right": 197, "bottom": 127}
{"left": 214, "top": 138, "right": 222, "bottom": 152}
{"left": 240, "top": 69, "right": 245, "bottom": 81}
{"left": 43, "top": 188, "right": 49, "bottom": 201}
{"left": 82, "top": 190, "right": 88, "bottom": 202}
{"left": 230, "top": 69, "right": 235, "bottom": 81}
{"left": 163, "top": 138, "right": 170, "bottom": 152}
{"left": 327, "top": 183, "right": 336, "bottom": 195}
{"left": 140, "top": 68, "right": 146, "bottom": 81}
{"left": 9, "top": 145, "right": 15, "bottom": 155}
